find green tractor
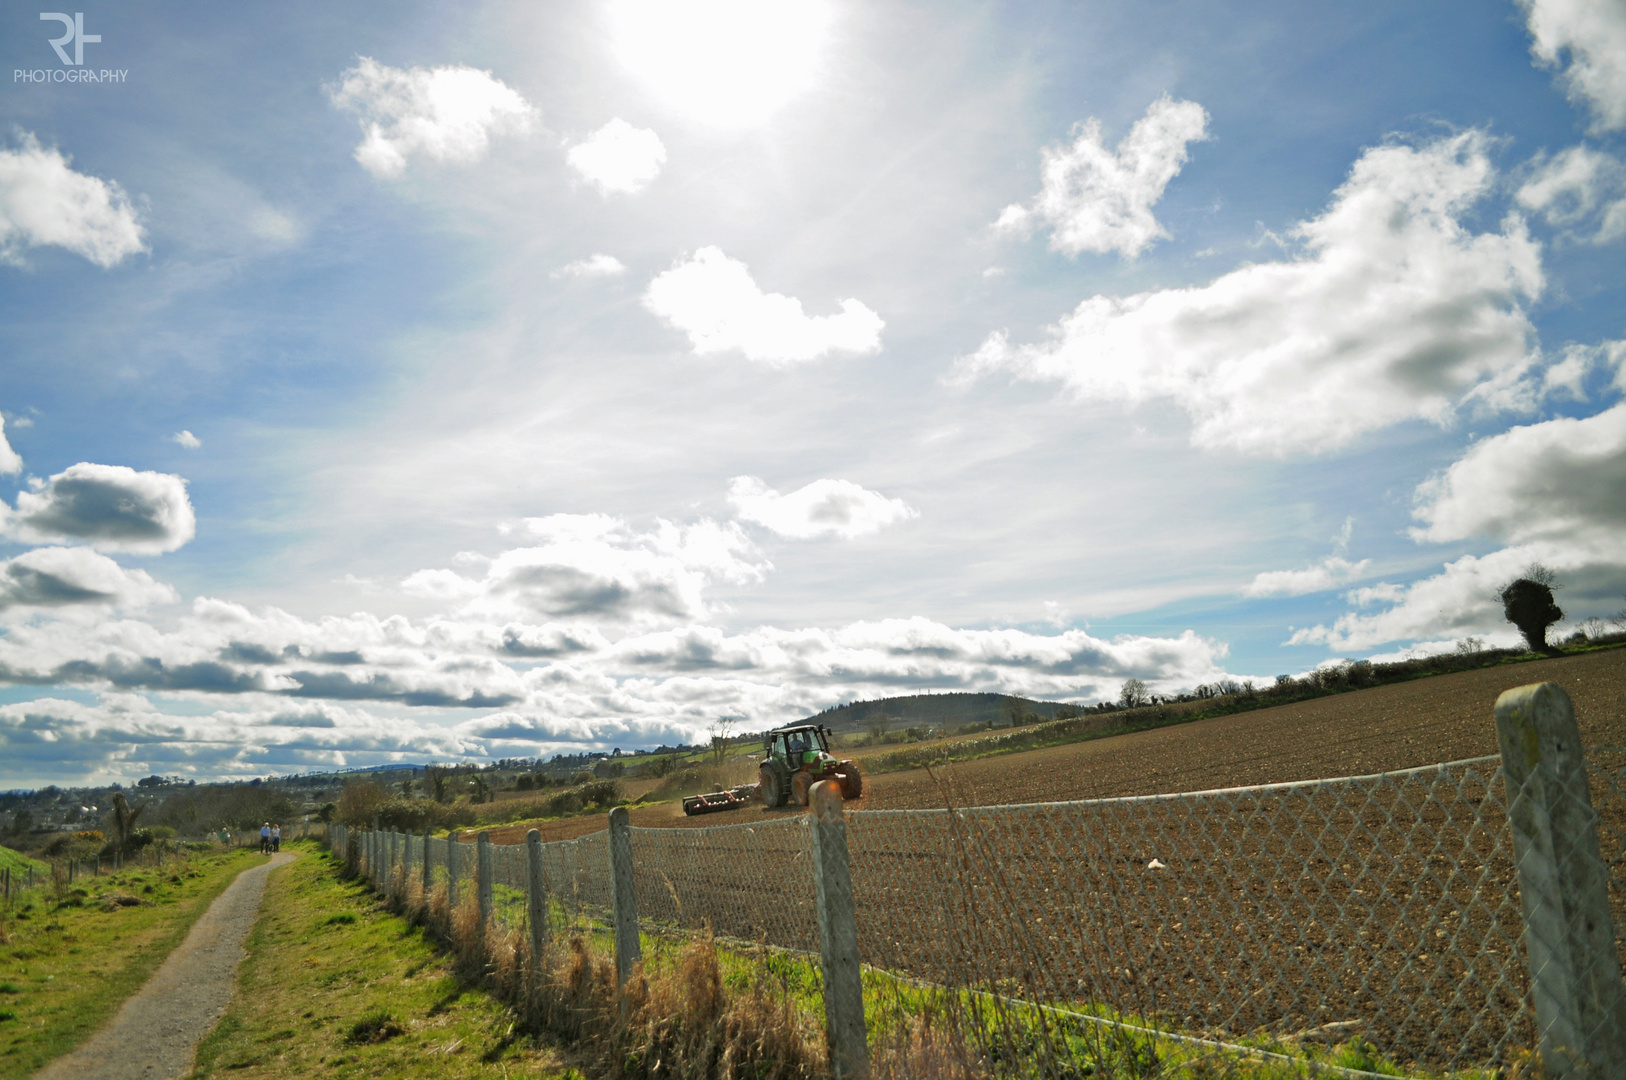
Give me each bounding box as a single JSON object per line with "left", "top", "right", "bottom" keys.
{"left": 758, "top": 723, "right": 862, "bottom": 808}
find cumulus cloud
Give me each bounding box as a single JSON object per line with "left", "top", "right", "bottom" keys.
{"left": 728, "top": 476, "right": 917, "bottom": 539}
{"left": 328, "top": 57, "right": 536, "bottom": 178}
{"left": 170, "top": 430, "right": 201, "bottom": 449}
{"left": 1243, "top": 556, "right": 1370, "bottom": 598}
{"left": 996, "top": 96, "right": 1209, "bottom": 258}
{"left": 957, "top": 132, "right": 1544, "bottom": 455}
{"left": 1517, "top": 143, "right": 1626, "bottom": 243}
{"left": 1411, "top": 401, "right": 1626, "bottom": 547}
{"left": 1291, "top": 402, "right": 1626, "bottom": 650}
{"left": 1519, "top": 0, "right": 1626, "bottom": 132}
{"left": 0, "top": 416, "right": 21, "bottom": 474}
{"left": 0, "top": 547, "right": 175, "bottom": 613}
{"left": 551, "top": 253, "right": 627, "bottom": 279}
{"left": 566, "top": 119, "right": 666, "bottom": 194}
{"left": 9, "top": 463, "right": 195, "bottom": 554}
{"left": 403, "top": 513, "right": 769, "bottom": 623}
{"left": 644, "top": 247, "right": 884, "bottom": 364}
{"left": 0, "top": 133, "right": 145, "bottom": 267}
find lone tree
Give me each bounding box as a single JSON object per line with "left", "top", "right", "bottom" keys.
{"left": 1500, "top": 564, "right": 1564, "bottom": 654}
{"left": 1119, "top": 678, "right": 1149, "bottom": 709}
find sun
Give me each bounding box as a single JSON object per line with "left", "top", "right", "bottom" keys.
{"left": 608, "top": 0, "right": 834, "bottom": 129}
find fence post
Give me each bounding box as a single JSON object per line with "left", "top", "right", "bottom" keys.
{"left": 607, "top": 806, "right": 640, "bottom": 986}
{"left": 447, "top": 830, "right": 460, "bottom": 910}
{"left": 526, "top": 828, "right": 547, "bottom": 974}
{"left": 810, "top": 780, "right": 870, "bottom": 1080}
{"left": 1496, "top": 681, "right": 1626, "bottom": 1078}
{"left": 477, "top": 831, "right": 493, "bottom": 926}
{"left": 423, "top": 829, "right": 432, "bottom": 892}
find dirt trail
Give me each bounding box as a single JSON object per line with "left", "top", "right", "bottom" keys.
{"left": 33, "top": 852, "right": 295, "bottom": 1080}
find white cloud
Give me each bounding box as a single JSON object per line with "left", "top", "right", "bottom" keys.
{"left": 170, "top": 430, "right": 201, "bottom": 449}
{"left": 403, "top": 513, "right": 769, "bottom": 624}
{"left": 1517, "top": 144, "right": 1626, "bottom": 242}
{"left": 1243, "top": 556, "right": 1370, "bottom": 598}
{"left": 1519, "top": 0, "right": 1626, "bottom": 132}
{"left": 1411, "top": 400, "right": 1626, "bottom": 547}
{"left": 0, "top": 417, "right": 21, "bottom": 474}
{"left": 328, "top": 58, "right": 536, "bottom": 179}
{"left": 0, "top": 547, "right": 175, "bottom": 613}
{"left": 996, "top": 96, "right": 1210, "bottom": 258}
{"left": 551, "top": 253, "right": 628, "bottom": 280}
{"left": 957, "top": 132, "right": 1545, "bottom": 456}
{"left": 565, "top": 119, "right": 666, "bottom": 194}
{"left": 727, "top": 476, "right": 917, "bottom": 539}
{"left": 1292, "top": 402, "right": 1626, "bottom": 650}
{"left": 9, "top": 463, "right": 196, "bottom": 554}
{"left": 0, "top": 133, "right": 145, "bottom": 268}
{"left": 644, "top": 246, "right": 884, "bottom": 364}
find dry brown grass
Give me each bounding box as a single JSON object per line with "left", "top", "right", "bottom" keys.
{"left": 360, "top": 852, "right": 828, "bottom": 1080}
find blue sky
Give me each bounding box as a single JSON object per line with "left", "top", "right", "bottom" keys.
{"left": 1, "top": 0, "right": 1623, "bottom": 786}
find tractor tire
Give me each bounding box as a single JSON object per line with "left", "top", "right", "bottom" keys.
{"left": 759, "top": 760, "right": 791, "bottom": 808}
{"left": 839, "top": 765, "right": 863, "bottom": 800}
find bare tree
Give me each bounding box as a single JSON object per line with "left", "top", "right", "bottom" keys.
{"left": 107, "top": 791, "right": 145, "bottom": 849}
{"left": 709, "top": 716, "right": 738, "bottom": 766}
{"left": 1119, "top": 679, "right": 1149, "bottom": 709}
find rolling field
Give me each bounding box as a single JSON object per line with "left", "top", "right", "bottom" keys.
{"left": 477, "top": 647, "right": 1626, "bottom": 847}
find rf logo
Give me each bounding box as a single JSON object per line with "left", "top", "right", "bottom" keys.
{"left": 40, "top": 13, "right": 100, "bottom": 66}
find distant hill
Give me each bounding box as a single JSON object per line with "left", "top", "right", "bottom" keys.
{"left": 800, "top": 692, "right": 1073, "bottom": 735}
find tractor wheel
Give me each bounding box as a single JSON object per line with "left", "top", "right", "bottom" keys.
{"left": 759, "top": 760, "right": 790, "bottom": 808}
{"left": 839, "top": 765, "right": 863, "bottom": 800}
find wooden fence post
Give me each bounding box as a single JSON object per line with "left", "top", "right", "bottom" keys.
{"left": 527, "top": 829, "right": 547, "bottom": 975}
{"left": 1496, "top": 681, "right": 1626, "bottom": 1078}
{"left": 446, "top": 830, "right": 460, "bottom": 910}
{"left": 477, "top": 831, "right": 493, "bottom": 926}
{"left": 607, "top": 806, "right": 640, "bottom": 986}
{"left": 810, "top": 780, "right": 870, "bottom": 1080}
{"left": 423, "top": 829, "right": 432, "bottom": 892}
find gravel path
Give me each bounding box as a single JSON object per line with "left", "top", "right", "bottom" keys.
{"left": 33, "top": 852, "right": 295, "bottom": 1080}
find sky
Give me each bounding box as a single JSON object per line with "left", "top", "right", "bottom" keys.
{"left": 1, "top": 0, "right": 1624, "bottom": 787}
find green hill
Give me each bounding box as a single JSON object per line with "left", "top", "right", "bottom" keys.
{"left": 801, "top": 691, "right": 1072, "bottom": 735}
{"left": 0, "top": 842, "right": 47, "bottom": 875}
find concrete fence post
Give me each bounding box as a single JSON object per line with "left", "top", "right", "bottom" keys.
{"left": 423, "top": 829, "right": 432, "bottom": 892}
{"left": 388, "top": 831, "right": 399, "bottom": 893}
{"left": 477, "top": 831, "right": 493, "bottom": 926}
{"left": 607, "top": 806, "right": 640, "bottom": 986}
{"left": 447, "top": 830, "right": 460, "bottom": 910}
{"left": 526, "top": 828, "right": 547, "bottom": 974}
{"left": 810, "top": 780, "right": 870, "bottom": 1080}
{"left": 1496, "top": 681, "right": 1626, "bottom": 1079}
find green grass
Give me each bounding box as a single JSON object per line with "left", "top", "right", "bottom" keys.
{"left": 0, "top": 846, "right": 45, "bottom": 880}
{"left": 0, "top": 845, "right": 264, "bottom": 1079}
{"left": 186, "top": 842, "right": 581, "bottom": 1079}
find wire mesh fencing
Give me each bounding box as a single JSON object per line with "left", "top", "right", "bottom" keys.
{"left": 341, "top": 682, "right": 1626, "bottom": 1078}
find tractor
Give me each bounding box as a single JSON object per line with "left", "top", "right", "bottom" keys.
{"left": 758, "top": 723, "right": 862, "bottom": 808}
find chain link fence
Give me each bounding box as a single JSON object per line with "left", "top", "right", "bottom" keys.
{"left": 339, "top": 683, "right": 1626, "bottom": 1077}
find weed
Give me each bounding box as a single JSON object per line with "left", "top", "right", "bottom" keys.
{"left": 324, "top": 912, "right": 356, "bottom": 926}
{"left": 343, "top": 1008, "right": 404, "bottom": 1045}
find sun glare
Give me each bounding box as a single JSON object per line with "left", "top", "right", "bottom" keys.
{"left": 609, "top": 0, "right": 834, "bottom": 128}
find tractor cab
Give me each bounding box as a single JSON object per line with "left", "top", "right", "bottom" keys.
{"left": 758, "top": 723, "right": 862, "bottom": 808}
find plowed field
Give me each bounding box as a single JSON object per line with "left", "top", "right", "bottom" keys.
{"left": 479, "top": 646, "right": 1626, "bottom": 845}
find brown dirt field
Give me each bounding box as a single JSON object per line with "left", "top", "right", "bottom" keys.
{"left": 476, "top": 648, "right": 1626, "bottom": 845}
{"left": 418, "top": 651, "right": 1626, "bottom": 1070}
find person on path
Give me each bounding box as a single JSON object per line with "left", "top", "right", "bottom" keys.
{"left": 271, "top": 824, "right": 281, "bottom": 853}
{"left": 259, "top": 823, "right": 271, "bottom": 855}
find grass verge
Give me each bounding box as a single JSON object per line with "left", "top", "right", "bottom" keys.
{"left": 187, "top": 841, "right": 581, "bottom": 1079}
{"left": 0, "top": 844, "right": 263, "bottom": 1079}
